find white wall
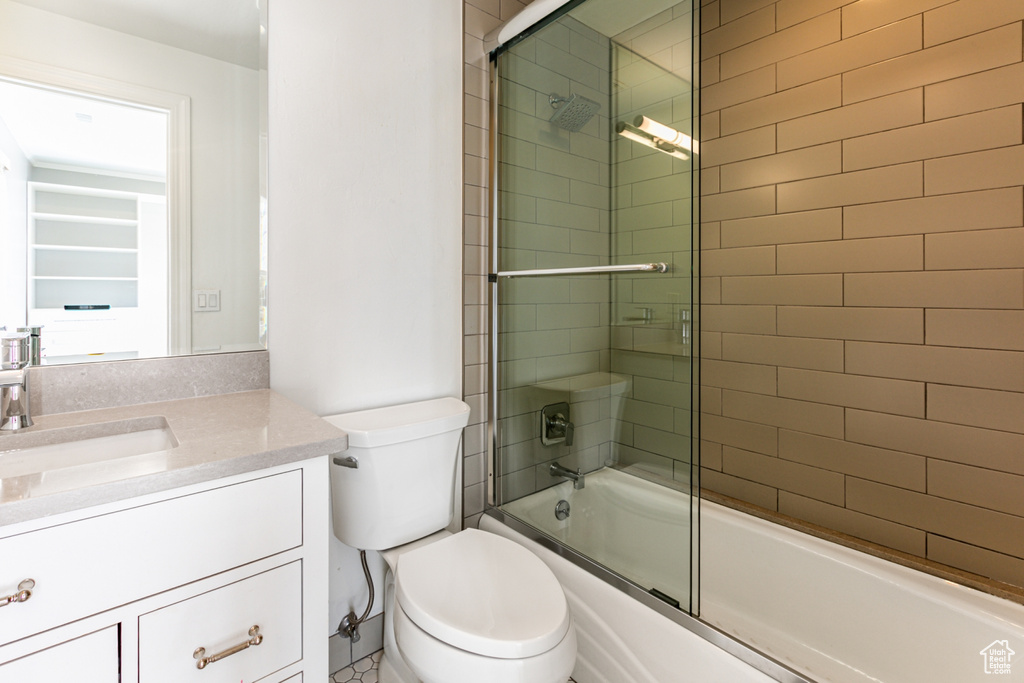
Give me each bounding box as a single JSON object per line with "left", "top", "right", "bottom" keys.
{"left": 0, "top": 0, "right": 260, "bottom": 352}
{"left": 267, "top": 0, "right": 464, "bottom": 633}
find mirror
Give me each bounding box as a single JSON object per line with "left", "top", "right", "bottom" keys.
{"left": 0, "top": 0, "right": 267, "bottom": 364}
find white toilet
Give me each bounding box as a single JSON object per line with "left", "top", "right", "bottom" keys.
{"left": 326, "top": 397, "right": 577, "bottom": 683}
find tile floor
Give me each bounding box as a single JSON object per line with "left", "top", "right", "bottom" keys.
{"left": 330, "top": 650, "right": 381, "bottom": 682}
{"left": 329, "top": 650, "right": 577, "bottom": 682}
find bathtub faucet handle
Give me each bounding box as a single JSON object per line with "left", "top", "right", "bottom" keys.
{"left": 547, "top": 411, "right": 574, "bottom": 446}
{"left": 560, "top": 415, "right": 574, "bottom": 447}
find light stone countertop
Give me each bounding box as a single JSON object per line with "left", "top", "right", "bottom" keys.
{"left": 0, "top": 389, "right": 348, "bottom": 527}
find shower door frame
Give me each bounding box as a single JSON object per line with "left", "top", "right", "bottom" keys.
{"left": 483, "top": 5, "right": 700, "bottom": 516}
{"left": 479, "top": 3, "right": 812, "bottom": 681}
{"left": 483, "top": 48, "right": 701, "bottom": 622}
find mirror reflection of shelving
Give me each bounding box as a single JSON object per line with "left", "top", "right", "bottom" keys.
{"left": 31, "top": 183, "right": 139, "bottom": 308}
{"left": 27, "top": 180, "right": 167, "bottom": 361}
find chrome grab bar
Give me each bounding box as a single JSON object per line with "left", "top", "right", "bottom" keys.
{"left": 492, "top": 262, "right": 669, "bottom": 279}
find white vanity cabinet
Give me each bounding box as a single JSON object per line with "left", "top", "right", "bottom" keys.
{"left": 0, "top": 457, "right": 329, "bottom": 683}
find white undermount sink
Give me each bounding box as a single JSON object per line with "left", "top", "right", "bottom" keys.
{"left": 0, "top": 417, "right": 177, "bottom": 481}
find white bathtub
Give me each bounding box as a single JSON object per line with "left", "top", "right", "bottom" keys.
{"left": 482, "top": 467, "right": 1024, "bottom": 683}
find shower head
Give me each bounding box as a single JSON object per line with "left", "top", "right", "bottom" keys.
{"left": 548, "top": 92, "right": 601, "bottom": 132}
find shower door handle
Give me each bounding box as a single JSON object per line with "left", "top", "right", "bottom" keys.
{"left": 491, "top": 262, "right": 669, "bottom": 279}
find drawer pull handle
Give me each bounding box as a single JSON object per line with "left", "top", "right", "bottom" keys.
{"left": 193, "top": 625, "right": 263, "bottom": 669}
{"left": 0, "top": 579, "right": 35, "bottom": 608}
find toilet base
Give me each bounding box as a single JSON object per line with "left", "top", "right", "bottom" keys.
{"left": 381, "top": 570, "right": 420, "bottom": 683}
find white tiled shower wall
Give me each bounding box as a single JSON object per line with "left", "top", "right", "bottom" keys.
{"left": 464, "top": 1, "right": 699, "bottom": 517}
{"left": 464, "top": 0, "right": 606, "bottom": 521}
{"left": 608, "top": 7, "right": 696, "bottom": 485}
{"left": 462, "top": 0, "right": 520, "bottom": 525}
{"left": 495, "top": 16, "right": 615, "bottom": 502}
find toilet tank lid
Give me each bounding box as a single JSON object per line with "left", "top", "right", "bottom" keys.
{"left": 324, "top": 397, "right": 471, "bottom": 448}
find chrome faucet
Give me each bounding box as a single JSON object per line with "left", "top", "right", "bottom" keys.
{"left": 550, "top": 461, "right": 585, "bottom": 490}
{"left": 1, "top": 334, "right": 34, "bottom": 432}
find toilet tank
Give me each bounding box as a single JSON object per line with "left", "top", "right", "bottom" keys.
{"left": 325, "top": 397, "right": 471, "bottom": 550}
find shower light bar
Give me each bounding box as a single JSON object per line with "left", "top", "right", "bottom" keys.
{"left": 616, "top": 116, "right": 697, "bottom": 161}
{"left": 635, "top": 116, "right": 697, "bottom": 153}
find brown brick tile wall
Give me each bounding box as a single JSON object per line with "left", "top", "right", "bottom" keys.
{"left": 700, "top": 0, "right": 1024, "bottom": 588}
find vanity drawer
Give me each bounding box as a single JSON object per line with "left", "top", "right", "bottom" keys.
{"left": 0, "top": 470, "right": 302, "bottom": 645}
{"left": 139, "top": 561, "right": 302, "bottom": 683}
{"left": 0, "top": 625, "right": 119, "bottom": 682}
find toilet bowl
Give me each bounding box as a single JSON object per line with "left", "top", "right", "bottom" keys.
{"left": 325, "top": 398, "right": 577, "bottom": 683}
{"left": 379, "top": 529, "right": 576, "bottom": 683}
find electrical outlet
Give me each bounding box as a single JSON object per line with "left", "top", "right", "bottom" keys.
{"left": 193, "top": 289, "right": 221, "bottom": 312}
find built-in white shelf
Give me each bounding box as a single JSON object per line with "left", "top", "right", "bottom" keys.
{"left": 33, "top": 245, "right": 139, "bottom": 253}
{"left": 28, "top": 181, "right": 143, "bottom": 312}
{"left": 33, "top": 276, "right": 139, "bottom": 281}
{"left": 32, "top": 212, "right": 139, "bottom": 226}
{"left": 25, "top": 178, "right": 167, "bottom": 358}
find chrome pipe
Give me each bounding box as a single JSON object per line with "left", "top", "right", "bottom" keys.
{"left": 493, "top": 262, "right": 669, "bottom": 278}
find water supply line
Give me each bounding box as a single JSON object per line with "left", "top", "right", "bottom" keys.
{"left": 338, "top": 549, "right": 374, "bottom": 643}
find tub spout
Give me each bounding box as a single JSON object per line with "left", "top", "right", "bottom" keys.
{"left": 550, "top": 462, "right": 584, "bottom": 490}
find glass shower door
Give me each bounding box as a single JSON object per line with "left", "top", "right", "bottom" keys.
{"left": 489, "top": 0, "right": 698, "bottom": 614}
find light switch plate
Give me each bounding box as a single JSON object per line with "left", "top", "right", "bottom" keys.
{"left": 193, "top": 289, "right": 221, "bottom": 312}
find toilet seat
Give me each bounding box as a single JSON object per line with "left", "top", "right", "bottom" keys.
{"left": 394, "top": 529, "right": 571, "bottom": 659}
{"left": 393, "top": 597, "right": 577, "bottom": 683}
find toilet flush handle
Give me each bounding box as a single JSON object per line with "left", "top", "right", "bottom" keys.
{"left": 333, "top": 454, "right": 358, "bottom": 469}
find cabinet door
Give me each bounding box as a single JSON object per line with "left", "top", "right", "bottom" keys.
{"left": 0, "top": 626, "right": 118, "bottom": 682}
{"left": 139, "top": 561, "right": 302, "bottom": 683}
